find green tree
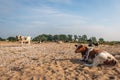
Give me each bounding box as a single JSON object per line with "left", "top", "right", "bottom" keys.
{"left": 59, "top": 34, "right": 68, "bottom": 41}
{"left": 81, "top": 35, "right": 88, "bottom": 43}
{"left": 32, "top": 35, "right": 41, "bottom": 41}
{"left": 7, "top": 37, "right": 17, "bottom": 42}
{"left": 47, "top": 34, "right": 53, "bottom": 41}
{"left": 0, "top": 37, "right": 5, "bottom": 41}
{"left": 74, "top": 35, "right": 78, "bottom": 42}
{"left": 68, "top": 35, "right": 73, "bottom": 41}
{"left": 99, "top": 38, "right": 104, "bottom": 44}
{"left": 32, "top": 34, "right": 48, "bottom": 42}
{"left": 90, "top": 37, "right": 97, "bottom": 43}
{"left": 40, "top": 35, "right": 47, "bottom": 42}
{"left": 78, "top": 35, "right": 82, "bottom": 42}
{"left": 53, "top": 35, "right": 60, "bottom": 41}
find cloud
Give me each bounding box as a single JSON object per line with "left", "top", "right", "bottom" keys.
{"left": 4, "top": 4, "right": 88, "bottom": 28}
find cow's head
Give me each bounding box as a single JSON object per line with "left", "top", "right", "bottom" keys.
{"left": 16, "top": 35, "right": 22, "bottom": 40}
{"left": 75, "top": 44, "right": 88, "bottom": 56}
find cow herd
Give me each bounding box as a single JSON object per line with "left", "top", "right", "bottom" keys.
{"left": 16, "top": 35, "right": 118, "bottom": 67}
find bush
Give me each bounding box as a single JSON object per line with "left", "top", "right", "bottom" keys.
{"left": 7, "top": 37, "right": 17, "bottom": 42}
{"left": 0, "top": 37, "right": 5, "bottom": 41}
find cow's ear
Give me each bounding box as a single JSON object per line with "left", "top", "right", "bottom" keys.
{"left": 84, "top": 46, "right": 88, "bottom": 50}
{"left": 75, "top": 44, "right": 78, "bottom": 47}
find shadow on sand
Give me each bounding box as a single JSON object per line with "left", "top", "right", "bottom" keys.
{"left": 53, "top": 58, "right": 84, "bottom": 64}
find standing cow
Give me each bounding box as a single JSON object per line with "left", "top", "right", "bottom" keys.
{"left": 16, "top": 35, "right": 31, "bottom": 44}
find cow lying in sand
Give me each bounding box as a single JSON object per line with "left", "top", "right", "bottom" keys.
{"left": 16, "top": 35, "right": 31, "bottom": 44}
{"left": 75, "top": 44, "right": 118, "bottom": 67}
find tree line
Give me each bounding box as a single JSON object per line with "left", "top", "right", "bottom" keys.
{"left": 1, "top": 34, "right": 120, "bottom": 45}
{"left": 0, "top": 34, "right": 105, "bottom": 44}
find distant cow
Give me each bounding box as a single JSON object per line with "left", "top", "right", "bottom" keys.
{"left": 55, "top": 40, "right": 63, "bottom": 44}
{"left": 16, "top": 35, "right": 31, "bottom": 44}
{"left": 75, "top": 44, "right": 118, "bottom": 67}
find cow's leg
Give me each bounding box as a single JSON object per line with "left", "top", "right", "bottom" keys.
{"left": 21, "top": 41, "right": 23, "bottom": 45}
{"left": 28, "top": 41, "right": 30, "bottom": 44}
{"left": 84, "top": 48, "right": 93, "bottom": 62}
{"left": 80, "top": 56, "right": 85, "bottom": 61}
{"left": 84, "top": 53, "right": 89, "bottom": 61}
{"left": 80, "top": 55, "right": 86, "bottom": 61}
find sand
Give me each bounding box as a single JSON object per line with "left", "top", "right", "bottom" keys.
{"left": 0, "top": 42, "right": 120, "bottom": 80}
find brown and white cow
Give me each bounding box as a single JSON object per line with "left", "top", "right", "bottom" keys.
{"left": 16, "top": 35, "right": 31, "bottom": 44}
{"left": 75, "top": 44, "right": 118, "bottom": 67}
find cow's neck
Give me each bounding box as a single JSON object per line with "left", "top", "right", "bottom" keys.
{"left": 81, "top": 47, "right": 88, "bottom": 56}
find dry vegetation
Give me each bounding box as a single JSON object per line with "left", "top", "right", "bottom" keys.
{"left": 0, "top": 42, "right": 120, "bottom": 80}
